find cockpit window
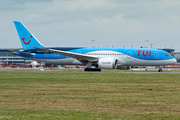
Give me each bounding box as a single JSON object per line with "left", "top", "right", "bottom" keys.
{"left": 166, "top": 54, "right": 171, "bottom": 56}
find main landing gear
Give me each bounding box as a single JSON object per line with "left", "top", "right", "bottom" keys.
{"left": 84, "top": 68, "right": 101, "bottom": 71}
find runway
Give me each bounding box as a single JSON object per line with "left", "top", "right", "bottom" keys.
{"left": 0, "top": 70, "right": 180, "bottom": 74}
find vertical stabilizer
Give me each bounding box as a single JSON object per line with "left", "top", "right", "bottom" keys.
{"left": 14, "top": 21, "right": 44, "bottom": 50}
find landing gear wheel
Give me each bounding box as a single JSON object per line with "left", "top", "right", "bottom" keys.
{"left": 158, "top": 69, "right": 163, "bottom": 72}
{"left": 84, "top": 68, "right": 90, "bottom": 71}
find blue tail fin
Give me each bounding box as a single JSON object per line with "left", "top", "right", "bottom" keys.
{"left": 14, "top": 21, "right": 44, "bottom": 50}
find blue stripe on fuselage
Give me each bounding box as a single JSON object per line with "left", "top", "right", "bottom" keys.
{"left": 17, "top": 52, "right": 67, "bottom": 59}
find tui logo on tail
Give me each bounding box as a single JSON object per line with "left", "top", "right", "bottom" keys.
{"left": 21, "top": 36, "right": 32, "bottom": 45}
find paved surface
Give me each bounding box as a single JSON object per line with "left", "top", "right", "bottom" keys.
{"left": 0, "top": 70, "right": 180, "bottom": 74}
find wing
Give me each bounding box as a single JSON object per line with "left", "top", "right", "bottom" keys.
{"left": 34, "top": 47, "right": 98, "bottom": 63}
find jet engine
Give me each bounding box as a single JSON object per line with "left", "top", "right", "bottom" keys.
{"left": 31, "top": 60, "right": 38, "bottom": 66}
{"left": 98, "top": 58, "right": 117, "bottom": 69}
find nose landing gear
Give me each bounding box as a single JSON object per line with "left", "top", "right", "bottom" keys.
{"left": 158, "top": 68, "right": 163, "bottom": 72}
{"left": 158, "top": 66, "right": 163, "bottom": 72}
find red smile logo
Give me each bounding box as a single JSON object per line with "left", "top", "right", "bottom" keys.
{"left": 22, "top": 36, "right": 32, "bottom": 45}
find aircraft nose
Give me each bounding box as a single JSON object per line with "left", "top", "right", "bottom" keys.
{"left": 172, "top": 58, "right": 177, "bottom": 64}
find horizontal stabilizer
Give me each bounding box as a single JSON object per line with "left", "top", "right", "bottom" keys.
{"left": 7, "top": 49, "right": 35, "bottom": 55}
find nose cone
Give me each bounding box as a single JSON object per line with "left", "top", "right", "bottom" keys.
{"left": 172, "top": 58, "right": 177, "bottom": 64}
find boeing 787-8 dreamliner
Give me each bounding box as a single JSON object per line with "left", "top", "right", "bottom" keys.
{"left": 12, "top": 21, "right": 177, "bottom": 72}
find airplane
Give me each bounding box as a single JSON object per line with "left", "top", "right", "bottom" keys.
{"left": 12, "top": 21, "right": 177, "bottom": 72}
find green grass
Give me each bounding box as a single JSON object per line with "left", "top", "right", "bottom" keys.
{"left": 0, "top": 72, "right": 180, "bottom": 119}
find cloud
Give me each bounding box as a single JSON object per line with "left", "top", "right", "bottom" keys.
{"left": 0, "top": 0, "right": 180, "bottom": 51}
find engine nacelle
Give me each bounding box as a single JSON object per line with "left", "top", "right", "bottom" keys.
{"left": 98, "top": 58, "right": 117, "bottom": 69}
{"left": 31, "top": 60, "right": 38, "bottom": 66}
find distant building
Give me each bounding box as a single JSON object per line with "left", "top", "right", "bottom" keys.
{"left": 159, "top": 48, "right": 175, "bottom": 54}
{"left": 0, "top": 48, "right": 32, "bottom": 67}
{"left": 171, "top": 52, "right": 180, "bottom": 62}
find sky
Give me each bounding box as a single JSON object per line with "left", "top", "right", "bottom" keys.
{"left": 1, "top": 0, "right": 180, "bottom": 51}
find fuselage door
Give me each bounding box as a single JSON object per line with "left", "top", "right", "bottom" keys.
{"left": 127, "top": 51, "right": 132, "bottom": 59}
{"left": 154, "top": 52, "right": 159, "bottom": 59}
{"left": 44, "top": 50, "right": 49, "bottom": 58}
